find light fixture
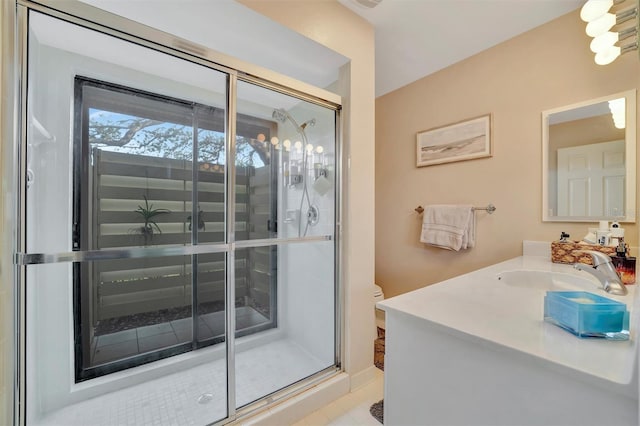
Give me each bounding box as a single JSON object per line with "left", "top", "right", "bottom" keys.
{"left": 271, "top": 137, "right": 281, "bottom": 150}
{"left": 595, "top": 42, "right": 638, "bottom": 64}
{"left": 581, "top": 0, "right": 639, "bottom": 65}
{"left": 590, "top": 27, "right": 635, "bottom": 52}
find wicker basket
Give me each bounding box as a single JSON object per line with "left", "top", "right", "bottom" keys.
{"left": 550, "top": 241, "right": 616, "bottom": 265}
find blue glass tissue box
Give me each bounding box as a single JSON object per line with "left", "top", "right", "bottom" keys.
{"left": 544, "top": 291, "right": 629, "bottom": 340}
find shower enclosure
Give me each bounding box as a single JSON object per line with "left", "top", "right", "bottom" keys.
{"left": 11, "top": 3, "right": 341, "bottom": 424}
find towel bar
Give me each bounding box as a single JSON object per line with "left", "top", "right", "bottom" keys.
{"left": 415, "top": 204, "right": 496, "bottom": 215}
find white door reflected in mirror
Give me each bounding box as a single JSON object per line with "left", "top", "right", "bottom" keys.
{"left": 557, "top": 140, "right": 624, "bottom": 217}
{"left": 542, "top": 90, "right": 636, "bottom": 222}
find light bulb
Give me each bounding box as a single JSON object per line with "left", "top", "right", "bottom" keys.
{"left": 305, "top": 144, "right": 314, "bottom": 152}
{"left": 580, "top": 0, "right": 613, "bottom": 22}
{"left": 256, "top": 133, "right": 266, "bottom": 142}
{"left": 294, "top": 141, "right": 303, "bottom": 151}
{"left": 315, "top": 146, "right": 324, "bottom": 154}
{"left": 586, "top": 13, "right": 616, "bottom": 37}
{"left": 270, "top": 136, "right": 279, "bottom": 145}
{"left": 590, "top": 31, "right": 618, "bottom": 53}
{"left": 283, "top": 139, "right": 291, "bottom": 151}
{"left": 594, "top": 44, "right": 621, "bottom": 65}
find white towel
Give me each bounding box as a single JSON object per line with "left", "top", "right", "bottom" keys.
{"left": 420, "top": 204, "right": 475, "bottom": 251}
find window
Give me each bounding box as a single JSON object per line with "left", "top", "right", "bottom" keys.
{"left": 73, "top": 77, "right": 277, "bottom": 381}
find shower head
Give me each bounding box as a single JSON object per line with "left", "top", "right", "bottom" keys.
{"left": 300, "top": 118, "right": 316, "bottom": 130}
{"left": 272, "top": 108, "right": 288, "bottom": 123}
{"left": 273, "top": 108, "right": 316, "bottom": 136}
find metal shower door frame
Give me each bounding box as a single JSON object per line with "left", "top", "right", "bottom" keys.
{"left": 5, "top": 1, "right": 344, "bottom": 425}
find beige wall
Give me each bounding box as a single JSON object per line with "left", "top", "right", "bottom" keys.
{"left": 550, "top": 115, "right": 624, "bottom": 151}
{"left": 239, "top": 1, "right": 377, "bottom": 385}
{"left": 376, "top": 9, "right": 640, "bottom": 298}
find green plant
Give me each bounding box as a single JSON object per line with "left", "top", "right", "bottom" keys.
{"left": 133, "top": 195, "right": 170, "bottom": 245}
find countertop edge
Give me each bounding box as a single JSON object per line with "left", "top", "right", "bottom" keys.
{"left": 377, "top": 255, "right": 640, "bottom": 390}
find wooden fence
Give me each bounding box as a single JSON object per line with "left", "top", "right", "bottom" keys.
{"left": 90, "top": 149, "right": 272, "bottom": 321}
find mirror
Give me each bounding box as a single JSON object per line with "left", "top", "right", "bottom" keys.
{"left": 542, "top": 89, "right": 636, "bottom": 222}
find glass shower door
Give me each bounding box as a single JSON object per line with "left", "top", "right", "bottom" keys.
{"left": 19, "top": 5, "right": 340, "bottom": 425}
{"left": 233, "top": 81, "right": 337, "bottom": 409}
{"left": 24, "top": 10, "right": 229, "bottom": 425}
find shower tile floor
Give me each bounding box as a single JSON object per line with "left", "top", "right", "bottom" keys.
{"left": 36, "top": 338, "right": 327, "bottom": 426}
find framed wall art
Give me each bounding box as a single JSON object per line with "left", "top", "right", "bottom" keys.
{"left": 416, "top": 114, "right": 492, "bottom": 167}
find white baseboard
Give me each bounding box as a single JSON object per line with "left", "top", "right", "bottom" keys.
{"left": 239, "top": 373, "right": 350, "bottom": 426}
{"left": 349, "top": 365, "right": 378, "bottom": 391}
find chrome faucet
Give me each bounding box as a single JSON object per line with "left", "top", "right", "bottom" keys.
{"left": 573, "top": 250, "right": 628, "bottom": 296}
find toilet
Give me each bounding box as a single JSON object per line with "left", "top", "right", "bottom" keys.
{"left": 373, "top": 284, "right": 385, "bottom": 333}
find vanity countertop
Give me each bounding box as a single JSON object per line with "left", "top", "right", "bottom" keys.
{"left": 378, "top": 255, "right": 639, "bottom": 386}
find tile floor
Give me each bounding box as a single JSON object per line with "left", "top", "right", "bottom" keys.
{"left": 92, "top": 307, "right": 268, "bottom": 365}
{"left": 38, "top": 308, "right": 384, "bottom": 426}
{"left": 293, "top": 369, "right": 384, "bottom": 426}
{"left": 37, "top": 338, "right": 327, "bottom": 426}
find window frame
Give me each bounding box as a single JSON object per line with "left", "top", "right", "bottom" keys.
{"left": 72, "top": 76, "right": 278, "bottom": 382}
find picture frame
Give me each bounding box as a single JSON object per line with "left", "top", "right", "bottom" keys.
{"left": 416, "top": 114, "right": 492, "bottom": 167}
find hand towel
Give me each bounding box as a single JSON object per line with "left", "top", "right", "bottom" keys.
{"left": 420, "top": 205, "right": 475, "bottom": 251}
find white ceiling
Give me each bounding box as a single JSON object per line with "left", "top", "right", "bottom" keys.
{"left": 338, "top": 0, "right": 584, "bottom": 97}
{"left": 77, "top": 0, "right": 584, "bottom": 99}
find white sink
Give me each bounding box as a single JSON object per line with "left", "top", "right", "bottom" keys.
{"left": 496, "top": 269, "right": 599, "bottom": 292}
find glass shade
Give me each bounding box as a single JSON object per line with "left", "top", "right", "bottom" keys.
{"left": 595, "top": 45, "right": 622, "bottom": 65}
{"left": 586, "top": 13, "right": 616, "bottom": 37}
{"left": 581, "top": 0, "right": 613, "bottom": 22}
{"left": 590, "top": 31, "right": 619, "bottom": 52}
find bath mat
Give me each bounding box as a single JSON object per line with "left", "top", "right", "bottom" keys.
{"left": 370, "top": 399, "right": 383, "bottom": 424}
